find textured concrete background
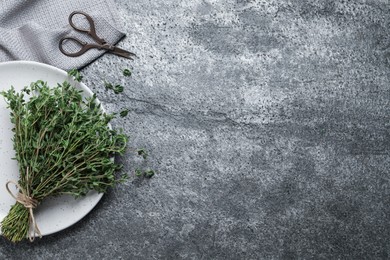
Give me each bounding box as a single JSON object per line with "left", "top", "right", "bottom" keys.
{"left": 1, "top": 0, "right": 390, "bottom": 259}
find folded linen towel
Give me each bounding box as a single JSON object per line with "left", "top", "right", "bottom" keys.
{"left": 0, "top": 0, "right": 125, "bottom": 70}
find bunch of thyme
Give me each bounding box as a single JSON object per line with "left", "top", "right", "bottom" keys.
{"left": 1, "top": 80, "right": 127, "bottom": 242}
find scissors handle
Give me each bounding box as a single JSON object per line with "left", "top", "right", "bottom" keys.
{"left": 59, "top": 37, "right": 118, "bottom": 57}
{"left": 68, "top": 11, "right": 106, "bottom": 45}
{"left": 59, "top": 37, "right": 94, "bottom": 57}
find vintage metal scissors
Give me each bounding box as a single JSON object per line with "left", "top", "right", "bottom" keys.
{"left": 59, "top": 11, "right": 135, "bottom": 59}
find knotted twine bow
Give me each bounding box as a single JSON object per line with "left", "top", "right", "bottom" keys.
{"left": 5, "top": 180, "right": 42, "bottom": 242}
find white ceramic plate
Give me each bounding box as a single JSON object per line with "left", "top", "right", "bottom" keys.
{"left": 0, "top": 61, "right": 103, "bottom": 237}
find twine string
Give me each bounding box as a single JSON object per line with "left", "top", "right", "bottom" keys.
{"left": 5, "top": 180, "right": 42, "bottom": 242}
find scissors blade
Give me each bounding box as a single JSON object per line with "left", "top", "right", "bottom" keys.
{"left": 110, "top": 46, "right": 136, "bottom": 60}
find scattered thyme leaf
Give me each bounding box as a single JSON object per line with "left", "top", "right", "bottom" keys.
{"left": 120, "top": 109, "right": 129, "bottom": 117}
{"left": 144, "top": 170, "right": 155, "bottom": 178}
{"left": 104, "top": 81, "right": 124, "bottom": 94}
{"left": 113, "top": 85, "right": 124, "bottom": 94}
{"left": 104, "top": 81, "right": 113, "bottom": 90}
{"left": 135, "top": 169, "right": 155, "bottom": 178}
{"left": 123, "top": 69, "right": 132, "bottom": 77}
{"left": 119, "top": 173, "right": 129, "bottom": 183}
{"left": 135, "top": 169, "right": 143, "bottom": 177}
{"left": 68, "top": 69, "right": 83, "bottom": 82}
{"left": 137, "top": 148, "right": 148, "bottom": 159}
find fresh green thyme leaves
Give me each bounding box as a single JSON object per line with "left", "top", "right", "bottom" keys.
{"left": 0, "top": 80, "right": 127, "bottom": 242}
{"left": 135, "top": 169, "right": 155, "bottom": 178}
{"left": 144, "top": 170, "right": 155, "bottom": 178}
{"left": 104, "top": 81, "right": 113, "bottom": 90}
{"left": 113, "top": 85, "right": 124, "bottom": 94}
{"left": 135, "top": 169, "right": 143, "bottom": 177}
{"left": 120, "top": 109, "right": 129, "bottom": 117}
{"left": 104, "top": 81, "right": 124, "bottom": 94}
{"left": 123, "top": 69, "right": 132, "bottom": 77}
{"left": 137, "top": 148, "right": 148, "bottom": 159}
{"left": 135, "top": 149, "right": 155, "bottom": 178}
{"left": 68, "top": 68, "right": 83, "bottom": 82}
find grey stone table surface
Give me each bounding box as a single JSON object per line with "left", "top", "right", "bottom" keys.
{"left": 1, "top": 0, "right": 390, "bottom": 259}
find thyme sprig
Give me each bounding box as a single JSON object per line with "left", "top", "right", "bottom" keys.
{"left": 68, "top": 69, "right": 83, "bottom": 82}
{"left": 1, "top": 80, "right": 127, "bottom": 242}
